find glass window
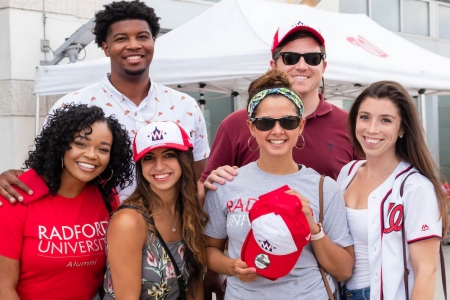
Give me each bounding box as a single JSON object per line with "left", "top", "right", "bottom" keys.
{"left": 340, "top": 0, "right": 368, "bottom": 14}
{"left": 185, "top": 91, "right": 233, "bottom": 146}
{"left": 371, "top": 0, "right": 400, "bottom": 32}
{"left": 438, "top": 96, "right": 450, "bottom": 181}
{"left": 439, "top": 5, "right": 450, "bottom": 40}
{"left": 403, "top": 0, "right": 429, "bottom": 36}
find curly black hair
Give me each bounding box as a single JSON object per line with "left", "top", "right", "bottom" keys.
{"left": 25, "top": 104, "right": 134, "bottom": 212}
{"left": 93, "top": 0, "right": 161, "bottom": 48}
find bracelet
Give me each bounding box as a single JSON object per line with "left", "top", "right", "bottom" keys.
{"left": 310, "top": 222, "right": 325, "bottom": 241}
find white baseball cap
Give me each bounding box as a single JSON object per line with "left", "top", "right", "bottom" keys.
{"left": 133, "top": 121, "right": 193, "bottom": 162}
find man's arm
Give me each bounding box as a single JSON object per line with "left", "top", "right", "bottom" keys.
{"left": 194, "top": 158, "right": 208, "bottom": 182}
{"left": 199, "top": 121, "right": 235, "bottom": 183}
{"left": 0, "top": 170, "right": 30, "bottom": 205}
{"left": 195, "top": 158, "right": 208, "bottom": 205}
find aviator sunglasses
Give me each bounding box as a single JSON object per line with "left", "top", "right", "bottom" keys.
{"left": 250, "top": 116, "right": 301, "bottom": 131}
{"left": 275, "top": 52, "right": 324, "bottom": 66}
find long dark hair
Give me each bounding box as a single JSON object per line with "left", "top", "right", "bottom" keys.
{"left": 124, "top": 149, "right": 208, "bottom": 298}
{"left": 25, "top": 104, "right": 134, "bottom": 212}
{"left": 349, "top": 81, "right": 448, "bottom": 234}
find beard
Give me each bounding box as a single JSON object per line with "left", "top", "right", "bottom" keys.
{"left": 124, "top": 67, "right": 146, "bottom": 76}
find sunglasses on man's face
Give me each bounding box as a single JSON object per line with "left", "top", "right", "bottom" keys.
{"left": 250, "top": 116, "right": 302, "bottom": 131}
{"left": 275, "top": 52, "right": 324, "bottom": 66}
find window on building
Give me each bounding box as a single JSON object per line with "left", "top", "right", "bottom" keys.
{"left": 438, "top": 96, "right": 450, "bottom": 181}
{"left": 439, "top": 4, "right": 450, "bottom": 40}
{"left": 340, "top": 0, "right": 368, "bottom": 14}
{"left": 403, "top": 0, "right": 429, "bottom": 36}
{"left": 371, "top": 0, "right": 400, "bottom": 32}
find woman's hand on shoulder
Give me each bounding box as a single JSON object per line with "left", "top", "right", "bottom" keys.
{"left": 232, "top": 258, "right": 258, "bottom": 282}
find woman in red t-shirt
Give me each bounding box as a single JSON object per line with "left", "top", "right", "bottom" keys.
{"left": 0, "top": 104, "right": 133, "bottom": 300}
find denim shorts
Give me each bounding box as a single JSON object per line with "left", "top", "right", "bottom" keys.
{"left": 343, "top": 286, "right": 370, "bottom": 300}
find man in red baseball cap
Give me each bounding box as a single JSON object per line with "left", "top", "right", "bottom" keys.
{"left": 201, "top": 20, "right": 359, "bottom": 187}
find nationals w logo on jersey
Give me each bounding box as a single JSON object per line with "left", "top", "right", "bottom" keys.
{"left": 383, "top": 203, "right": 404, "bottom": 233}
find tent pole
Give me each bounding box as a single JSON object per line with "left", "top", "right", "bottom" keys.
{"left": 418, "top": 89, "right": 426, "bottom": 133}
{"left": 199, "top": 92, "right": 205, "bottom": 114}
{"left": 35, "top": 94, "right": 40, "bottom": 137}
{"left": 231, "top": 91, "right": 239, "bottom": 111}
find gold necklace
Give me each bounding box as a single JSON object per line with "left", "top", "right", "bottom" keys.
{"left": 160, "top": 210, "right": 179, "bottom": 232}
{"left": 104, "top": 80, "right": 158, "bottom": 124}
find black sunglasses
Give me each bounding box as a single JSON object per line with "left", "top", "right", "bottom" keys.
{"left": 250, "top": 116, "right": 301, "bottom": 131}
{"left": 275, "top": 52, "right": 324, "bottom": 66}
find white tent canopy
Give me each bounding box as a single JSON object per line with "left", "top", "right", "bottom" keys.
{"left": 34, "top": 0, "right": 450, "bottom": 99}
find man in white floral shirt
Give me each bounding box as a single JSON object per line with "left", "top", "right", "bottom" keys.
{"left": 0, "top": 0, "right": 210, "bottom": 203}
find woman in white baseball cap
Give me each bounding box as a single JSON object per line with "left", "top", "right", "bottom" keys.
{"left": 104, "top": 121, "right": 208, "bottom": 300}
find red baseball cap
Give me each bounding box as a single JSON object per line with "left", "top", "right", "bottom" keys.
{"left": 271, "top": 20, "right": 325, "bottom": 53}
{"left": 241, "top": 185, "right": 311, "bottom": 280}
{"left": 133, "top": 121, "right": 193, "bottom": 162}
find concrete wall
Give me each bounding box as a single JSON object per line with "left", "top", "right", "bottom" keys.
{"left": 0, "top": 0, "right": 104, "bottom": 170}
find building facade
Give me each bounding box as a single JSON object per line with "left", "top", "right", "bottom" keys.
{"left": 1, "top": 0, "right": 449, "bottom": 182}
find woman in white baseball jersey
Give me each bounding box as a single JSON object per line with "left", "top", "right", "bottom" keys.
{"left": 337, "top": 81, "right": 448, "bottom": 300}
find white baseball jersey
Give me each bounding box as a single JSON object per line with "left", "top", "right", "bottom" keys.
{"left": 46, "top": 74, "right": 210, "bottom": 200}
{"left": 337, "top": 160, "right": 442, "bottom": 300}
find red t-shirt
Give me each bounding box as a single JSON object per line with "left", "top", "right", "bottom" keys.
{"left": 0, "top": 179, "right": 110, "bottom": 300}
{"left": 200, "top": 95, "right": 360, "bottom": 181}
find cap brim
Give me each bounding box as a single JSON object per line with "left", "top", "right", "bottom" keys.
{"left": 133, "top": 143, "right": 189, "bottom": 162}
{"left": 273, "top": 25, "right": 325, "bottom": 53}
{"left": 241, "top": 228, "right": 302, "bottom": 280}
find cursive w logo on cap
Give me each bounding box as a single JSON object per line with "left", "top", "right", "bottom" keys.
{"left": 259, "top": 239, "right": 276, "bottom": 252}
{"left": 151, "top": 127, "right": 164, "bottom": 141}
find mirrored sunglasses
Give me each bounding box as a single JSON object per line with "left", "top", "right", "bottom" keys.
{"left": 275, "top": 52, "right": 324, "bottom": 66}
{"left": 250, "top": 116, "right": 301, "bottom": 131}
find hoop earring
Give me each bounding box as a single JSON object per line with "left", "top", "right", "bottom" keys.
{"left": 99, "top": 167, "right": 113, "bottom": 181}
{"left": 295, "top": 134, "right": 305, "bottom": 150}
{"left": 248, "top": 136, "right": 259, "bottom": 152}
{"left": 61, "top": 157, "right": 64, "bottom": 170}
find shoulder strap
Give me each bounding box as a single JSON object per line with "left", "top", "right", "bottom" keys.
{"left": 116, "top": 204, "right": 153, "bottom": 223}
{"left": 399, "top": 172, "right": 447, "bottom": 300}
{"left": 155, "top": 230, "right": 186, "bottom": 300}
{"left": 115, "top": 204, "right": 186, "bottom": 300}
{"left": 317, "top": 175, "right": 335, "bottom": 300}
{"left": 319, "top": 174, "right": 325, "bottom": 223}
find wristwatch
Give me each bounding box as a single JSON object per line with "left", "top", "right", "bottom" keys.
{"left": 310, "top": 222, "right": 325, "bottom": 241}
